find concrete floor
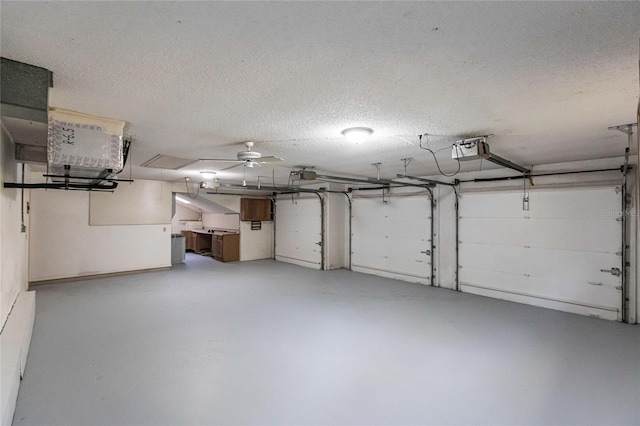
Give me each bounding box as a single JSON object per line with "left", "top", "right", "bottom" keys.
{"left": 14, "top": 254, "right": 640, "bottom": 425}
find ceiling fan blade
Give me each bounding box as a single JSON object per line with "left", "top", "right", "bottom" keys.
{"left": 256, "top": 156, "right": 284, "bottom": 163}
{"left": 220, "top": 162, "right": 245, "bottom": 171}
{"left": 197, "top": 158, "right": 243, "bottom": 163}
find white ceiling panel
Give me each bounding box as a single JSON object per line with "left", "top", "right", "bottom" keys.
{"left": 1, "top": 1, "right": 638, "bottom": 185}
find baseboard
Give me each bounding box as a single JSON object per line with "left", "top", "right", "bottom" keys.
{"left": 1, "top": 291, "right": 36, "bottom": 426}
{"left": 29, "top": 266, "right": 171, "bottom": 287}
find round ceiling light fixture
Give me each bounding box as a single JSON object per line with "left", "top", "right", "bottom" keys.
{"left": 341, "top": 127, "right": 373, "bottom": 143}
{"left": 200, "top": 171, "right": 216, "bottom": 179}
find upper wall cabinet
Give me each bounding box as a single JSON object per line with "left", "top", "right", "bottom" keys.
{"left": 240, "top": 198, "right": 271, "bottom": 221}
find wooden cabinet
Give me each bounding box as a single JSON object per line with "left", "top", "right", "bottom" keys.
{"left": 240, "top": 198, "right": 271, "bottom": 221}
{"left": 212, "top": 233, "right": 240, "bottom": 262}
{"left": 182, "top": 230, "right": 195, "bottom": 252}
{"left": 181, "top": 231, "right": 211, "bottom": 253}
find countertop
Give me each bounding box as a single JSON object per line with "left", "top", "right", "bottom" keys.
{"left": 188, "top": 229, "right": 239, "bottom": 235}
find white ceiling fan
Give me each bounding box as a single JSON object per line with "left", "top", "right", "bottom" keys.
{"left": 195, "top": 141, "right": 284, "bottom": 171}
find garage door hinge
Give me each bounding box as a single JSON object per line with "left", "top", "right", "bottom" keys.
{"left": 524, "top": 273, "right": 530, "bottom": 277}
{"left": 616, "top": 217, "right": 623, "bottom": 222}
{"left": 615, "top": 187, "right": 622, "bottom": 194}
{"left": 616, "top": 251, "right": 622, "bottom": 256}
{"left": 616, "top": 286, "right": 622, "bottom": 290}
{"left": 524, "top": 245, "right": 531, "bottom": 249}
{"left": 587, "top": 281, "right": 603, "bottom": 286}
{"left": 524, "top": 216, "right": 530, "bottom": 220}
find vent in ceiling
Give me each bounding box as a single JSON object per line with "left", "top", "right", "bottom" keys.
{"left": 141, "top": 154, "right": 196, "bottom": 170}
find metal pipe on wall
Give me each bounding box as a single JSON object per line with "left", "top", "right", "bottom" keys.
{"left": 316, "top": 192, "right": 325, "bottom": 270}
{"left": 458, "top": 167, "right": 626, "bottom": 184}
{"left": 427, "top": 187, "right": 435, "bottom": 286}
{"left": 345, "top": 193, "right": 352, "bottom": 271}
{"left": 315, "top": 173, "right": 434, "bottom": 189}
{"left": 622, "top": 140, "right": 630, "bottom": 322}
{"left": 4, "top": 182, "right": 119, "bottom": 191}
{"left": 454, "top": 186, "right": 460, "bottom": 291}
{"left": 396, "top": 174, "right": 457, "bottom": 187}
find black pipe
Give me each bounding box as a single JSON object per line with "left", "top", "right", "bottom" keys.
{"left": 315, "top": 173, "right": 433, "bottom": 189}
{"left": 354, "top": 185, "right": 431, "bottom": 191}
{"left": 216, "top": 183, "right": 348, "bottom": 195}
{"left": 4, "top": 182, "right": 118, "bottom": 190}
{"left": 396, "top": 174, "right": 457, "bottom": 187}
{"left": 454, "top": 187, "right": 460, "bottom": 291}
{"left": 43, "top": 174, "right": 134, "bottom": 183}
{"left": 459, "top": 167, "right": 625, "bottom": 183}
{"left": 427, "top": 187, "right": 435, "bottom": 287}
{"left": 21, "top": 164, "right": 25, "bottom": 232}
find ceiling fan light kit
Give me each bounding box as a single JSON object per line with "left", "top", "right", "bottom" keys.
{"left": 341, "top": 127, "right": 373, "bottom": 143}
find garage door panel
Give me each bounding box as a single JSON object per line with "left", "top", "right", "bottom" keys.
{"left": 275, "top": 198, "right": 321, "bottom": 268}
{"left": 460, "top": 217, "right": 620, "bottom": 253}
{"left": 459, "top": 186, "right": 622, "bottom": 320}
{"left": 460, "top": 268, "right": 621, "bottom": 311}
{"left": 353, "top": 219, "right": 428, "bottom": 240}
{"left": 352, "top": 195, "right": 431, "bottom": 283}
{"left": 278, "top": 214, "right": 318, "bottom": 231}
{"left": 461, "top": 243, "right": 621, "bottom": 288}
{"left": 460, "top": 187, "right": 620, "bottom": 219}
{"left": 277, "top": 229, "right": 320, "bottom": 247}
{"left": 353, "top": 256, "right": 430, "bottom": 280}
{"left": 525, "top": 187, "right": 620, "bottom": 219}
{"left": 352, "top": 235, "right": 391, "bottom": 258}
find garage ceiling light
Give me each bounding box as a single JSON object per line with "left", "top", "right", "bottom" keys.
{"left": 342, "top": 127, "right": 373, "bottom": 143}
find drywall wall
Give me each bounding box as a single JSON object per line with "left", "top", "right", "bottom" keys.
{"left": 202, "top": 213, "right": 239, "bottom": 231}
{"left": 325, "top": 191, "right": 348, "bottom": 270}
{"left": 172, "top": 203, "right": 200, "bottom": 233}
{"left": 240, "top": 220, "right": 273, "bottom": 261}
{"left": 1, "top": 291, "right": 35, "bottom": 426}
{"left": 433, "top": 185, "right": 457, "bottom": 290}
{"left": 0, "top": 123, "right": 35, "bottom": 426}
{"left": 0, "top": 125, "right": 29, "bottom": 326}
{"left": 90, "top": 180, "right": 172, "bottom": 225}
{"left": 29, "top": 179, "right": 171, "bottom": 282}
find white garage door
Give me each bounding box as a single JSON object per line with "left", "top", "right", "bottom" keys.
{"left": 275, "top": 197, "right": 322, "bottom": 269}
{"left": 459, "top": 186, "right": 623, "bottom": 321}
{"left": 352, "top": 195, "right": 432, "bottom": 284}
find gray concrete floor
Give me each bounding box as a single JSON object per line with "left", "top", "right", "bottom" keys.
{"left": 14, "top": 254, "right": 640, "bottom": 425}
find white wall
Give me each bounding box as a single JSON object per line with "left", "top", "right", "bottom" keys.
{"left": 171, "top": 203, "right": 201, "bottom": 233}
{"left": 202, "top": 213, "right": 239, "bottom": 231}
{"left": 433, "top": 185, "right": 457, "bottom": 289}
{"left": 0, "top": 123, "right": 35, "bottom": 426}
{"left": 29, "top": 179, "right": 171, "bottom": 282}
{"left": 0, "top": 126, "right": 29, "bottom": 326}
{"left": 90, "top": 180, "right": 172, "bottom": 225}
{"left": 325, "top": 191, "right": 348, "bottom": 270}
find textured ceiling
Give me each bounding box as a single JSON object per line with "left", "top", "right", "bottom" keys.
{"left": 1, "top": 1, "right": 639, "bottom": 185}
